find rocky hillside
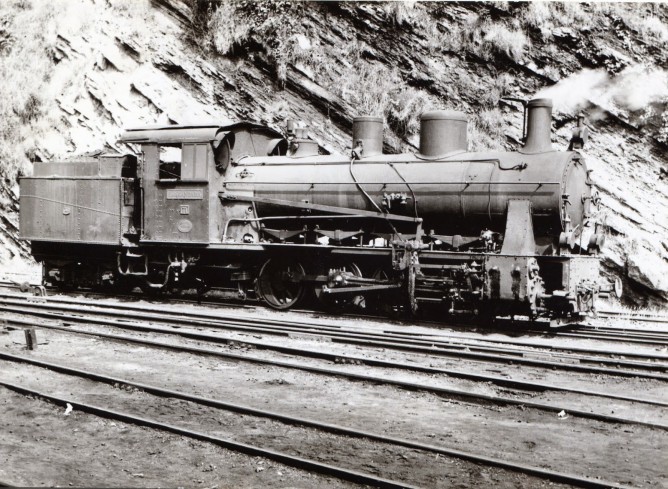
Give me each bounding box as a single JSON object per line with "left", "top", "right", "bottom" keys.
{"left": 0, "top": 0, "right": 666, "bottom": 307}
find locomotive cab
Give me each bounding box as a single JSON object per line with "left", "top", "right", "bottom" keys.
{"left": 119, "top": 123, "right": 286, "bottom": 245}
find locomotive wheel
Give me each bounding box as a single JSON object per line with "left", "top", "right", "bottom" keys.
{"left": 315, "top": 261, "right": 364, "bottom": 310}
{"left": 256, "top": 259, "right": 305, "bottom": 310}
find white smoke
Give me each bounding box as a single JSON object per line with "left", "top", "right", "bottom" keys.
{"left": 535, "top": 65, "right": 668, "bottom": 115}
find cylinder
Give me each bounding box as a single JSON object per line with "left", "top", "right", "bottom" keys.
{"left": 352, "top": 116, "right": 383, "bottom": 157}
{"left": 419, "top": 110, "right": 468, "bottom": 157}
{"left": 521, "top": 98, "right": 554, "bottom": 154}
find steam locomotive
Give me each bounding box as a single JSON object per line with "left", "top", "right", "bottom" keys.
{"left": 19, "top": 98, "right": 619, "bottom": 324}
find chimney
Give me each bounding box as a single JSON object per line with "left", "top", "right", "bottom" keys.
{"left": 352, "top": 116, "right": 383, "bottom": 158}
{"left": 520, "top": 98, "right": 554, "bottom": 154}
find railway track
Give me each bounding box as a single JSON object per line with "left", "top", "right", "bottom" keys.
{"left": 0, "top": 382, "right": 419, "bottom": 489}
{"left": 552, "top": 327, "right": 668, "bottom": 346}
{"left": 0, "top": 352, "right": 628, "bottom": 489}
{"left": 2, "top": 279, "right": 667, "bottom": 343}
{"left": 2, "top": 281, "right": 667, "bottom": 334}
{"left": 1, "top": 294, "right": 666, "bottom": 378}
{"left": 598, "top": 310, "right": 668, "bottom": 323}
{"left": 4, "top": 310, "right": 668, "bottom": 410}
{"left": 2, "top": 296, "right": 667, "bottom": 391}
{"left": 2, "top": 307, "right": 666, "bottom": 430}
{"left": 2, "top": 291, "right": 665, "bottom": 487}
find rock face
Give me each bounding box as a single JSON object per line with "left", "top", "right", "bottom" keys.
{"left": 0, "top": 0, "right": 666, "bottom": 307}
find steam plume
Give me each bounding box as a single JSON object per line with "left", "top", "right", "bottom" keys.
{"left": 536, "top": 65, "right": 668, "bottom": 115}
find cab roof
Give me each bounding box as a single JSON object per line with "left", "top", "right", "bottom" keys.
{"left": 119, "top": 122, "right": 284, "bottom": 145}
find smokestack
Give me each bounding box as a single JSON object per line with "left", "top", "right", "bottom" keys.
{"left": 520, "top": 98, "right": 554, "bottom": 154}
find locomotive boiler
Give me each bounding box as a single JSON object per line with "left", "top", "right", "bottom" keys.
{"left": 19, "top": 98, "right": 618, "bottom": 324}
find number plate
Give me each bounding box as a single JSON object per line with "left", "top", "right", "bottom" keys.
{"left": 166, "top": 189, "right": 204, "bottom": 200}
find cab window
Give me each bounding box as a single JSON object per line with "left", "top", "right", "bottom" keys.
{"left": 158, "top": 143, "right": 209, "bottom": 181}
{"left": 158, "top": 145, "right": 182, "bottom": 180}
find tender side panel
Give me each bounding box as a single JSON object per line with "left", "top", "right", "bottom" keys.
{"left": 20, "top": 177, "right": 122, "bottom": 244}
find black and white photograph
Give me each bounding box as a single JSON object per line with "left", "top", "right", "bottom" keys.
{"left": 0, "top": 0, "right": 666, "bottom": 487}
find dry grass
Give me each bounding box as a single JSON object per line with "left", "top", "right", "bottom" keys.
{"left": 209, "top": 1, "right": 430, "bottom": 123}
{"left": 0, "top": 1, "right": 58, "bottom": 180}
{"left": 108, "top": 0, "right": 151, "bottom": 18}
{"left": 459, "top": 14, "right": 528, "bottom": 63}
{"left": 387, "top": 88, "right": 434, "bottom": 139}
{"left": 263, "top": 99, "right": 290, "bottom": 125}
{"left": 332, "top": 61, "right": 401, "bottom": 117}
{"left": 522, "top": 2, "right": 587, "bottom": 34}
{"left": 381, "top": 1, "right": 432, "bottom": 29}
{"left": 208, "top": 1, "right": 325, "bottom": 84}
{"left": 481, "top": 73, "right": 513, "bottom": 109}
{"left": 520, "top": 1, "right": 590, "bottom": 42}
{"left": 482, "top": 23, "right": 528, "bottom": 62}
{"left": 522, "top": 2, "right": 668, "bottom": 48}
{"left": 468, "top": 109, "right": 506, "bottom": 152}
{"left": 208, "top": 0, "right": 253, "bottom": 55}
{"left": 0, "top": 0, "right": 107, "bottom": 182}
{"left": 476, "top": 108, "right": 505, "bottom": 140}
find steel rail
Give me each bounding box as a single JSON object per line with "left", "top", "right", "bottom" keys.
{"left": 549, "top": 331, "right": 667, "bottom": 346}
{"left": 589, "top": 323, "right": 668, "bottom": 332}
{"left": 599, "top": 309, "right": 668, "bottom": 317}
{"left": 3, "top": 289, "right": 666, "bottom": 355}
{"left": 222, "top": 180, "right": 563, "bottom": 185}
{"left": 0, "top": 291, "right": 321, "bottom": 329}
{"left": 380, "top": 329, "right": 668, "bottom": 362}
{"left": 0, "top": 352, "right": 630, "bottom": 489}
{"left": 9, "top": 285, "right": 660, "bottom": 332}
{"left": 332, "top": 336, "right": 668, "bottom": 379}
{"left": 6, "top": 294, "right": 668, "bottom": 368}
{"left": 4, "top": 318, "right": 667, "bottom": 430}
{"left": 4, "top": 290, "right": 665, "bottom": 362}
{"left": 2, "top": 300, "right": 667, "bottom": 380}
{"left": 598, "top": 311, "right": 668, "bottom": 324}
{"left": 0, "top": 382, "right": 419, "bottom": 489}
{"left": 577, "top": 327, "right": 668, "bottom": 340}
{"left": 2, "top": 300, "right": 667, "bottom": 381}
{"left": 3, "top": 284, "right": 665, "bottom": 337}
{"left": 5, "top": 312, "right": 667, "bottom": 408}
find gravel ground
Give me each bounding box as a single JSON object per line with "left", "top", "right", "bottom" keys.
{"left": 1, "top": 303, "right": 667, "bottom": 488}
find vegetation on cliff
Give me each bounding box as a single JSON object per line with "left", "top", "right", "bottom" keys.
{"left": 0, "top": 0, "right": 666, "bottom": 306}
